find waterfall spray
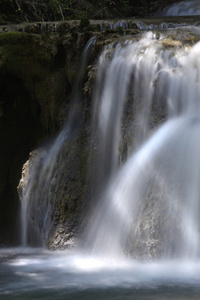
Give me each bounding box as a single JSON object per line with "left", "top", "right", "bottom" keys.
{"left": 19, "top": 12, "right": 200, "bottom": 261}
{"left": 85, "top": 27, "right": 200, "bottom": 260}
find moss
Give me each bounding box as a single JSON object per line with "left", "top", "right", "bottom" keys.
{"left": 0, "top": 32, "right": 50, "bottom": 83}
{"left": 0, "top": 31, "right": 71, "bottom": 130}
{"left": 0, "top": 31, "right": 30, "bottom": 44}
{"left": 160, "top": 38, "right": 182, "bottom": 49}
{"left": 0, "top": 30, "right": 76, "bottom": 245}
{"left": 80, "top": 16, "right": 90, "bottom": 31}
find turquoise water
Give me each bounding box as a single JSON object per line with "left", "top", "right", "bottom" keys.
{"left": 1, "top": 248, "right": 200, "bottom": 299}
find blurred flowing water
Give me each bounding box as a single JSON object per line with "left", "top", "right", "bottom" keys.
{"left": 86, "top": 27, "right": 200, "bottom": 260}
{"left": 20, "top": 37, "right": 96, "bottom": 247}
{"left": 160, "top": 0, "right": 200, "bottom": 16}
{"left": 3, "top": 2, "right": 200, "bottom": 299}
{"left": 1, "top": 248, "right": 200, "bottom": 299}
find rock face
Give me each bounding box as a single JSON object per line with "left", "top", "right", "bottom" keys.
{"left": 18, "top": 129, "right": 92, "bottom": 249}
{"left": 0, "top": 0, "right": 188, "bottom": 247}
{"left": 0, "top": 28, "right": 91, "bottom": 245}
{"left": 0, "top": 17, "right": 152, "bottom": 246}
{"left": 15, "top": 24, "right": 200, "bottom": 251}
{"left": 0, "top": 21, "right": 134, "bottom": 246}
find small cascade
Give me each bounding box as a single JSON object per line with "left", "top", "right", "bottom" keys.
{"left": 160, "top": 0, "right": 200, "bottom": 16}
{"left": 109, "top": 20, "right": 130, "bottom": 30}
{"left": 20, "top": 37, "right": 96, "bottom": 247}
{"left": 85, "top": 27, "right": 200, "bottom": 260}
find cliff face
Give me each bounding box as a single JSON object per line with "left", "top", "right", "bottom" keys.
{"left": 0, "top": 21, "right": 132, "bottom": 245}
{"left": 0, "top": 28, "right": 89, "bottom": 245}
{"left": 0, "top": 0, "right": 183, "bottom": 246}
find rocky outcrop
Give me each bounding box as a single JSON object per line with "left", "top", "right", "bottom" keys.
{"left": 0, "top": 0, "right": 194, "bottom": 246}
{"left": 18, "top": 129, "right": 92, "bottom": 249}
{"left": 0, "top": 20, "right": 139, "bottom": 246}
{"left": 0, "top": 29, "right": 85, "bottom": 245}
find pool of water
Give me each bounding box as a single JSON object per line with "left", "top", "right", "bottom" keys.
{"left": 1, "top": 248, "right": 200, "bottom": 299}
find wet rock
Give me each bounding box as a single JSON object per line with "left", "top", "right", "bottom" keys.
{"left": 18, "top": 129, "right": 93, "bottom": 249}
{"left": 1, "top": 10, "right": 199, "bottom": 246}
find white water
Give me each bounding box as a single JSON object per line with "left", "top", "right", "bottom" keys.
{"left": 12, "top": 4, "right": 200, "bottom": 300}
{"left": 161, "top": 0, "right": 200, "bottom": 16}
{"left": 20, "top": 37, "right": 96, "bottom": 247}
{"left": 2, "top": 6, "right": 200, "bottom": 300}
{"left": 1, "top": 247, "right": 200, "bottom": 299}
{"left": 85, "top": 27, "right": 200, "bottom": 260}
{"left": 20, "top": 26, "right": 200, "bottom": 259}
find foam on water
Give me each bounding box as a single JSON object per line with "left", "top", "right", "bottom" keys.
{"left": 1, "top": 248, "right": 200, "bottom": 288}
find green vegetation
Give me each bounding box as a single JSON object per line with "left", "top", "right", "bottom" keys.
{"left": 0, "top": 0, "right": 150, "bottom": 23}
{"left": 0, "top": 0, "right": 183, "bottom": 24}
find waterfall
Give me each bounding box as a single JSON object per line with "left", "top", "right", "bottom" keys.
{"left": 160, "top": 0, "right": 200, "bottom": 16}
{"left": 85, "top": 27, "right": 200, "bottom": 260}
{"left": 20, "top": 37, "right": 96, "bottom": 247}
{"left": 19, "top": 3, "right": 200, "bottom": 261}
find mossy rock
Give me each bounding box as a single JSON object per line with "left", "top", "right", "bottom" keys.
{"left": 0, "top": 32, "right": 50, "bottom": 80}
{"left": 160, "top": 38, "right": 182, "bottom": 49}
{"left": 0, "top": 30, "right": 73, "bottom": 245}
{"left": 80, "top": 17, "right": 90, "bottom": 31}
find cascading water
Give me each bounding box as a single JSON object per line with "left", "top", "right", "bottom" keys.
{"left": 160, "top": 0, "right": 200, "bottom": 16}
{"left": 20, "top": 37, "right": 96, "bottom": 247}
{"left": 4, "top": 2, "right": 200, "bottom": 299}
{"left": 85, "top": 27, "right": 200, "bottom": 260}
{"left": 20, "top": 24, "right": 200, "bottom": 260}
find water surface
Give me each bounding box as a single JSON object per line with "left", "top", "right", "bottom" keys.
{"left": 1, "top": 248, "right": 200, "bottom": 299}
